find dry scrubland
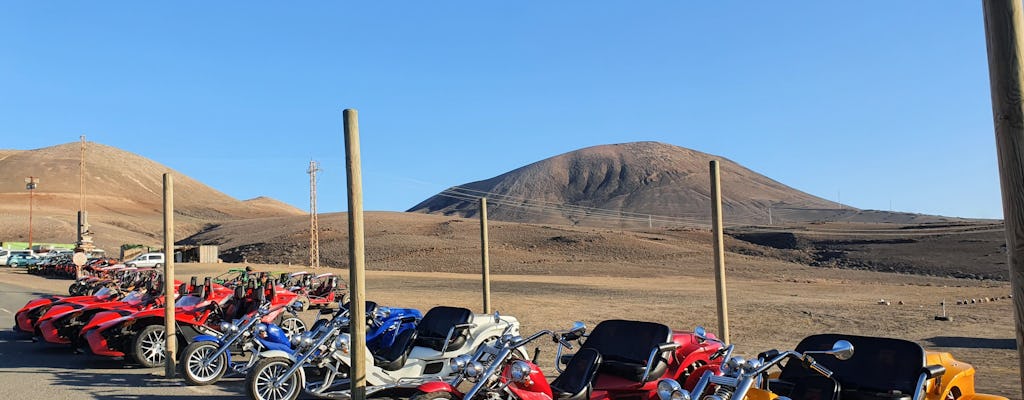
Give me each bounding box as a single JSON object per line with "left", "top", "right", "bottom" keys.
{"left": 2, "top": 258, "right": 1016, "bottom": 398}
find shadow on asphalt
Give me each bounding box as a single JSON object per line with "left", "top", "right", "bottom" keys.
{"left": 925, "top": 336, "right": 1017, "bottom": 350}
{"left": 0, "top": 330, "right": 249, "bottom": 399}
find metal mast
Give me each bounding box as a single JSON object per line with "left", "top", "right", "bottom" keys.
{"left": 308, "top": 160, "right": 321, "bottom": 268}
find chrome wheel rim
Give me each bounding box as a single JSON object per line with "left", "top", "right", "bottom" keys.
{"left": 254, "top": 361, "right": 298, "bottom": 400}
{"left": 279, "top": 318, "right": 306, "bottom": 337}
{"left": 140, "top": 328, "right": 166, "bottom": 365}
{"left": 186, "top": 345, "right": 224, "bottom": 382}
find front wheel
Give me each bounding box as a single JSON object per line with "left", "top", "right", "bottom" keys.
{"left": 181, "top": 341, "right": 228, "bottom": 385}
{"left": 246, "top": 357, "right": 304, "bottom": 400}
{"left": 410, "top": 390, "right": 456, "bottom": 400}
{"left": 132, "top": 324, "right": 167, "bottom": 368}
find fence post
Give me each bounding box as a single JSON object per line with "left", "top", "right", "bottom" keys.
{"left": 480, "top": 197, "right": 491, "bottom": 314}
{"left": 981, "top": 1, "right": 1024, "bottom": 395}
{"left": 710, "top": 160, "right": 730, "bottom": 344}
{"left": 343, "top": 109, "right": 367, "bottom": 400}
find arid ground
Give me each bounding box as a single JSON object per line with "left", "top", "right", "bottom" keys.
{"left": 1, "top": 257, "right": 1016, "bottom": 398}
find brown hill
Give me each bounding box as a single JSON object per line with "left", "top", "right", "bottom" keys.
{"left": 408, "top": 142, "right": 843, "bottom": 226}
{"left": 0, "top": 142, "right": 304, "bottom": 251}
{"left": 408, "top": 142, "right": 966, "bottom": 227}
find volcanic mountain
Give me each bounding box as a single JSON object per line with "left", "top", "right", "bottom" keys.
{"left": 408, "top": 142, "right": 940, "bottom": 227}
{"left": 0, "top": 142, "right": 304, "bottom": 251}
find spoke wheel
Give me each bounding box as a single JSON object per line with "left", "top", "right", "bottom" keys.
{"left": 278, "top": 317, "right": 306, "bottom": 338}
{"left": 246, "top": 357, "right": 302, "bottom": 400}
{"left": 182, "top": 341, "right": 227, "bottom": 385}
{"left": 132, "top": 325, "right": 167, "bottom": 368}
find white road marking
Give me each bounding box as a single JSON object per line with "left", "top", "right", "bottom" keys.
{"left": 0, "top": 308, "right": 10, "bottom": 314}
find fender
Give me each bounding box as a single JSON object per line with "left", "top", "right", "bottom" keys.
{"left": 191, "top": 334, "right": 220, "bottom": 343}
{"left": 417, "top": 381, "right": 461, "bottom": 395}
{"left": 256, "top": 349, "right": 297, "bottom": 362}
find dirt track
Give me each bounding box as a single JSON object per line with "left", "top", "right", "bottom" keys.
{"left": 1, "top": 262, "right": 1017, "bottom": 398}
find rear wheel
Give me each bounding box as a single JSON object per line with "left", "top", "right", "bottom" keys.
{"left": 132, "top": 324, "right": 166, "bottom": 368}
{"left": 246, "top": 357, "right": 303, "bottom": 400}
{"left": 182, "top": 341, "right": 228, "bottom": 385}
{"left": 275, "top": 315, "right": 306, "bottom": 338}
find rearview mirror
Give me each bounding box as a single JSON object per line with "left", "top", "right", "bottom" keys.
{"left": 493, "top": 311, "right": 501, "bottom": 324}
{"left": 694, "top": 326, "right": 707, "bottom": 341}
{"left": 829, "top": 340, "right": 854, "bottom": 360}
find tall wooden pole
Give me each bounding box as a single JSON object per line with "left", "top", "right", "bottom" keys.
{"left": 480, "top": 197, "right": 491, "bottom": 314}
{"left": 343, "top": 109, "right": 367, "bottom": 400}
{"left": 709, "top": 160, "right": 730, "bottom": 344}
{"left": 982, "top": 0, "right": 1024, "bottom": 394}
{"left": 162, "top": 173, "right": 176, "bottom": 378}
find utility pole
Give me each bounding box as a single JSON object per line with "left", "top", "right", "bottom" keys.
{"left": 25, "top": 176, "right": 38, "bottom": 251}
{"left": 981, "top": 0, "right": 1024, "bottom": 396}
{"left": 77, "top": 135, "right": 94, "bottom": 256}
{"left": 308, "top": 160, "right": 321, "bottom": 269}
{"left": 768, "top": 206, "right": 773, "bottom": 225}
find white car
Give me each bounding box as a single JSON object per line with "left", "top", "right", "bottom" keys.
{"left": 125, "top": 252, "right": 165, "bottom": 268}
{"left": 1, "top": 249, "right": 35, "bottom": 266}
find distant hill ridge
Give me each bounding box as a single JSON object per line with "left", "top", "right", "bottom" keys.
{"left": 0, "top": 141, "right": 304, "bottom": 250}
{"left": 409, "top": 141, "right": 956, "bottom": 226}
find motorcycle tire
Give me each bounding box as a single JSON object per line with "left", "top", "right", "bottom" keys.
{"left": 410, "top": 390, "right": 455, "bottom": 400}
{"left": 132, "top": 324, "right": 167, "bottom": 368}
{"left": 181, "top": 341, "right": 228, "bottom": 386}
{"left": 245, "top": 356, "right": 303, "bottom": 400}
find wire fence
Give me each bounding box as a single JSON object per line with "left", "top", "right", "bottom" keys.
{"left": 428, "top": 186, "right": 856, "bottom": 230}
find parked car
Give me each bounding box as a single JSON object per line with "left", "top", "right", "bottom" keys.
{"left": 1, "top": 249, "right": 35, "bottom": 266}
{"left": 125, "top": 252, "right": 164, "bottom": 268}
{"left": 8, "top": 253, "right": 40, "bottom": 268}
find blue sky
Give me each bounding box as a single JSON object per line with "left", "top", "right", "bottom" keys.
{"left": 0, "top": 2, "right": 1002, "bottom": 219}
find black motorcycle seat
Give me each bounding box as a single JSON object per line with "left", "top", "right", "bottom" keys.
{"left": 580, "top": 319, "right": 672, "bottom": 382}
{"left": 777, "top": 334, "right": 925, "bottom": 398}
{"left": 413, "top": 306, "right": 473, "bottom": 352}
{"left": 551, "top": 347, "right": 602, "bottom": 400}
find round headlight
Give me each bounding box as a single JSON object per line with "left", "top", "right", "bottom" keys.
{"left": 657, "top": 379, "right": 690, "bottom": 400}
{"left": 219, "top": 321, "right": 232, "bottom": 332}
{"left": 742, "top": 358, "right": 762, "bottom": 372}
{"left": 255, "top": 324, "right": 268, "bottom": 335}
{"left": 450, "top": 354, "right": 472, "bottom": 373}
{"left": 722, "top": 356, "right": 745, "bottom": 376}
{"left": 230, "top": 324, "right": 240, "bottom": 333}
{"left": 334, "top": 334, "right": 351, "bottom": 353}
{"left": 290, "top": 334, "right": 301, "bottom": 347}
{"left": 509, "top": 360, "right": 532, "bottom": 383}
{"left": 464, "top": 361, "right": 484, "bottom": 378}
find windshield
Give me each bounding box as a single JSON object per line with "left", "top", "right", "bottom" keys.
{"left": 94, "top": 287, "right": 111, "bottom": 297}
{"left": 175, "top": 295, "right": 204, "bottom": 308}
{"left": 122, "top": 291, "right": 144, "bottom": 304}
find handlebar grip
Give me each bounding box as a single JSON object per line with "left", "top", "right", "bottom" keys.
{"left": 559, "top": 339, "right": 574, "bottom": 350}
{"left": 805, "top": 359, "right": 834, "bottom": 378}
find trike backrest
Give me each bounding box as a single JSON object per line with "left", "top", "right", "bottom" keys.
{"left": 778, "top": 333, "right": 925, "bottom": 396}
{"left": 414, "top": 306, "right": 473, "bottom": 352}
{"left": 581, "top": 319, "right": 672, "bottom": 382}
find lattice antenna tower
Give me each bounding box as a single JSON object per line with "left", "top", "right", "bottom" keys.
{"left": 308, "top": 160, "right": 321, "bottom": 268}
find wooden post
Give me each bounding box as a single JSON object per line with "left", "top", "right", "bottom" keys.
{"left": 480, "top": 197, "right": 491, "bottom": 314}
{"left": 343, "top": 109, "right": 367, "bottom": 400}
{"left": 982, "top": 1, "right": 1024, "bottom": 394}
{"left": 162, "top": 173, "right": 176, "bottom": 378}
{"left": 709, "top": 160, "right": 730, "bottom": 344}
